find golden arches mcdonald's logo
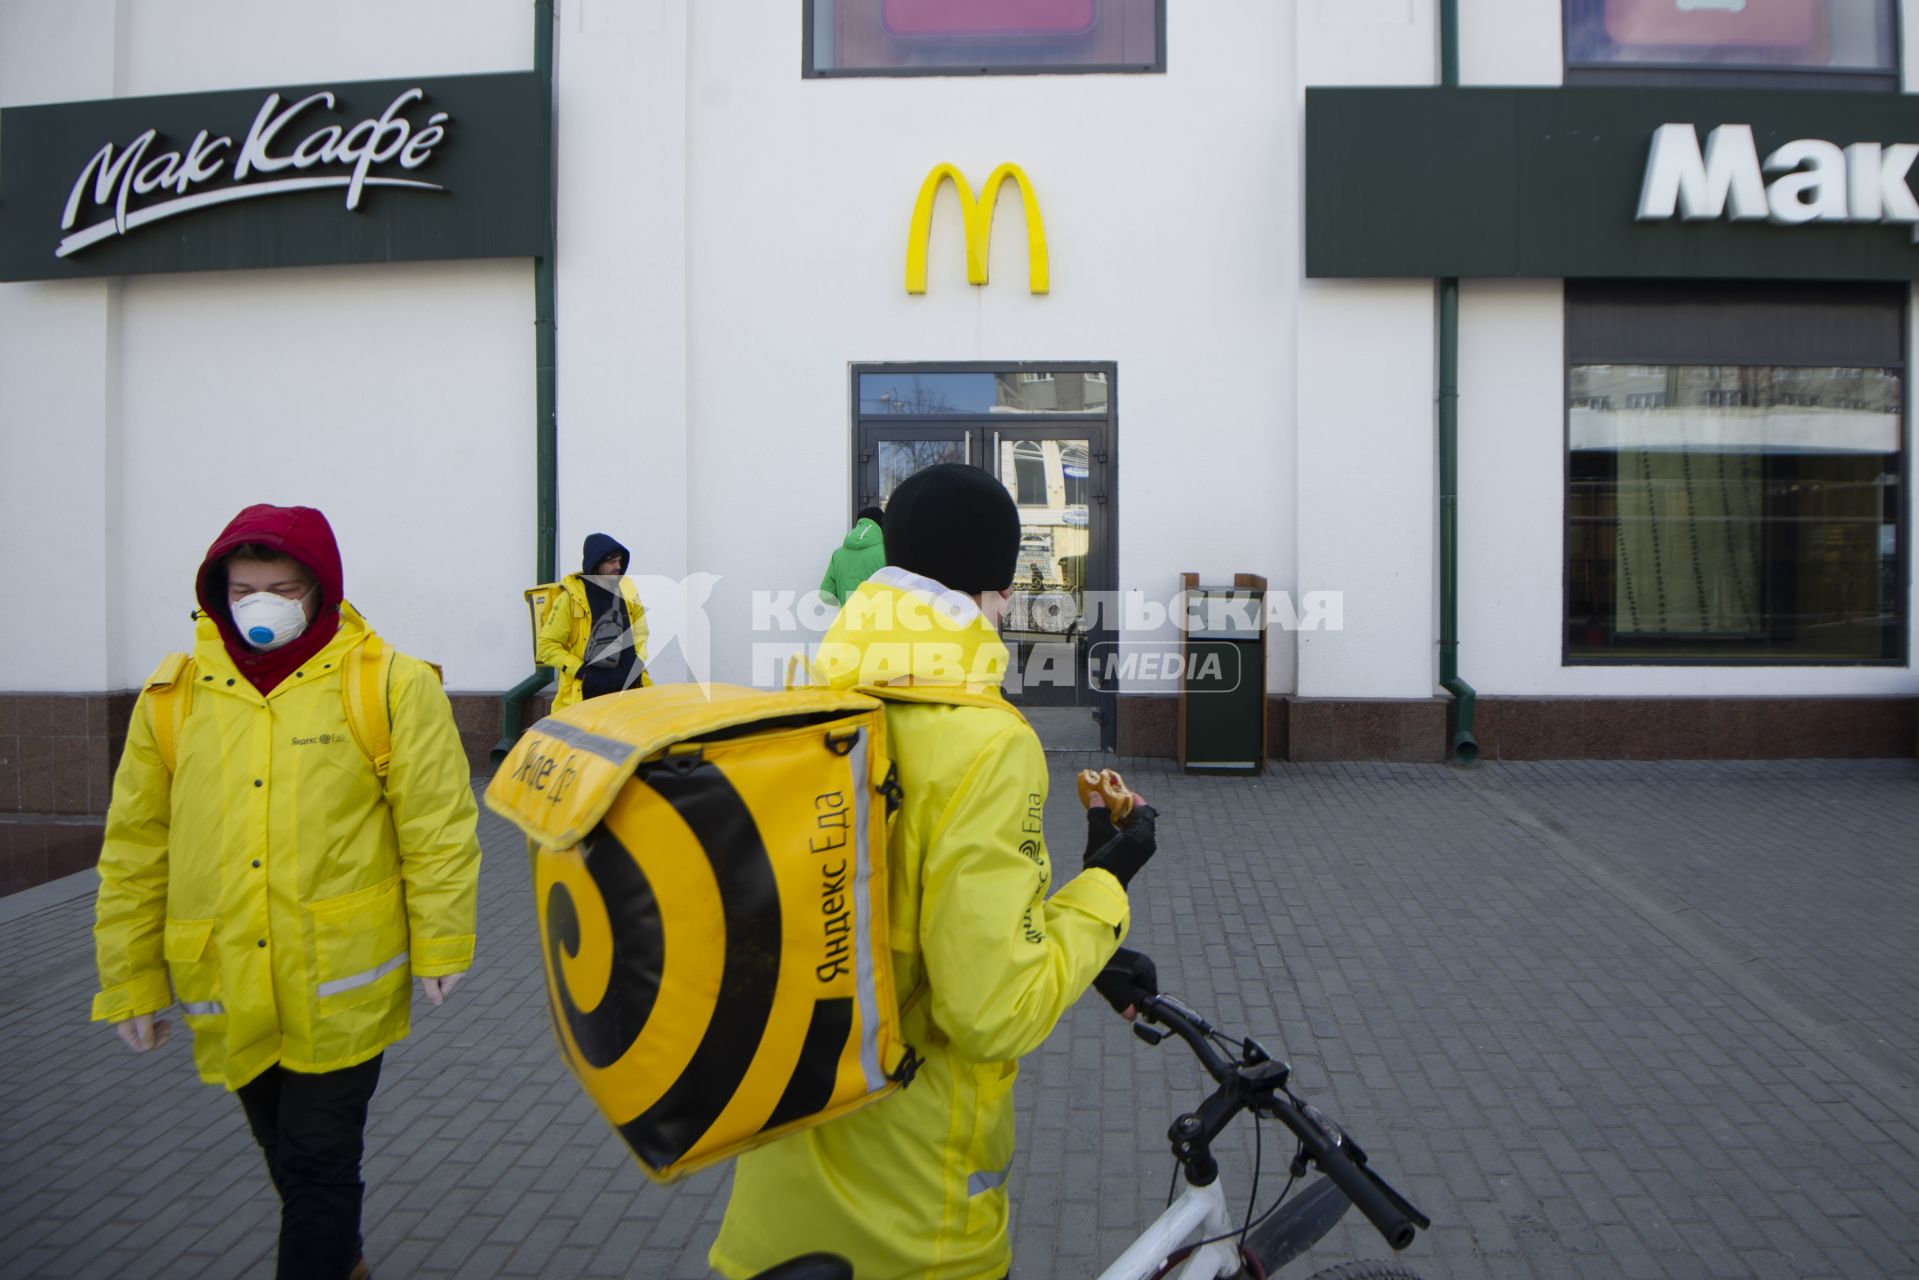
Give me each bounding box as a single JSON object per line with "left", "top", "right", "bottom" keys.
{"left": 905, "top": 162, "right": 1049, "bottom": 295}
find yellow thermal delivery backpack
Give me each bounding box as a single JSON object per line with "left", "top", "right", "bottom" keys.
{"left": 484, "top": 682, "right": 916, "bottom": 1182}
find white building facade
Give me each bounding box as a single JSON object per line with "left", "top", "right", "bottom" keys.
{"left": 3, "top": 0, "right": 1915, "bottom": 890}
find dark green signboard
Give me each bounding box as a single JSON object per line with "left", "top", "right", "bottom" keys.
{"left": 1307, "top": 87, "right": 1919, "bottom": 281}
{"left": 0, "top": 72, "right": 548, "bottom": 282}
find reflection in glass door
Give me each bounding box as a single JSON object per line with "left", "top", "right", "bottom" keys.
{"left": 851, "top": 364, "right": 1116, "bottom": 749}
{"left": 991, "top": 430, "right": 1099, "bottom": 716}
{"left": 863, "top": 433, "right": 971, "bottom": 510}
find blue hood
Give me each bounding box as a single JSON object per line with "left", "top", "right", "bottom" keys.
{"left": 581, "top": 532, "right": 630, "bottom": 575}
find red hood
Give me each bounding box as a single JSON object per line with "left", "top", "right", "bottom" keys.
{"left": 195, "top": 504, "right": 345, "bottom": 693}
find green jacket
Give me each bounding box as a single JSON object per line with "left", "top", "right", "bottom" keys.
{"left": 819, "top": 518, "right": 886, "bottom": 604}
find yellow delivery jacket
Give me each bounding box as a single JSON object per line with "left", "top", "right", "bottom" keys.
{"left": 536, "top": 574, "right": 650, "bottom": 711}
{"left": 90, "top": 604, "right": 481, "bottom": 1089}
{"left": 710, "top": 572, "right": 1130, "bottom": 1280}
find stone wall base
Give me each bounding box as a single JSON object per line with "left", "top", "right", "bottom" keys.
{"left": 1114, "top": 694, "right": 1919, "bottom": 764}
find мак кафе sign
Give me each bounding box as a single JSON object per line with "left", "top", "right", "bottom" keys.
{"left": 1306, "top": 87, "right": 1919, "bottom": 281}
{"left": 0, "top": 72, "right": 546, "bottom": 282}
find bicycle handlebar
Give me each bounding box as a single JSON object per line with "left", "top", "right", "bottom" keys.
{"left": 1134, "top": 995, "right": 1234, "bottom": 1080}
{"left": 1133, "top": 993, "right": 1429, "bottom": 1252}
{"left": 1259, "top": 1089, "right": 1423, "bottom": 1249}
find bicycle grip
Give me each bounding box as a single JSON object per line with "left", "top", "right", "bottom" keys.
{"left": 1313, "top": 1143, "right": 1419, "bottom": 1250}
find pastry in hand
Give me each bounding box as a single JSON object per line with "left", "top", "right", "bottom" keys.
{"left": 1077, "top": 768, "right": 1136, "bottom": 825}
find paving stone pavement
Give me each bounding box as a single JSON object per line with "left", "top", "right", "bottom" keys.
{"left": 3, "top": 758, "right": 1918, "bottom": 1279}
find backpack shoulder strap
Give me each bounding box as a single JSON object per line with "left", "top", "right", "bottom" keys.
{"left": 341, "top": 633, "right": 399, "bottom": 779}
{"left": 144, "top": 653, "right": 196, "bottom": 776}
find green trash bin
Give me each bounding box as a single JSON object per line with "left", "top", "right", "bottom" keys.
{"left": 1178, "top": 574, "right": 1267, "bottom": 774}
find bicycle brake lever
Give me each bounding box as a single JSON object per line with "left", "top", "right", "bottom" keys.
{"left": 1131, "top": 1021, "right": 1166, "bottom": 1046}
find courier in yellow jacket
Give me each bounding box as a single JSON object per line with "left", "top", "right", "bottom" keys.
{"left": 711, "top": 465, "right": 1157, "bottom": 1280}
{"left": 537, "top": 531, "right": 650, "bottom": 710}
{"left": 91, "top": 504, "right": 480, "bottom": 1280}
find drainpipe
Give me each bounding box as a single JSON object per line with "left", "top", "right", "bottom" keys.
{"left": 493, "top": 0, "right": 560, "bottom": 765}
{"left": 1437, "top": 0, "right": 1479, "bottom": 763}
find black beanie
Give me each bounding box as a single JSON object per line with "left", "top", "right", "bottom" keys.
{"left": 883, "top": 464, "right": 1020, "bottom": 594}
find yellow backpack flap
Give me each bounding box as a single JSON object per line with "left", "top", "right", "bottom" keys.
{"left": 524, "top": 582, "right": 563, "bottom": 664}
{"left": 483, "top": 682, "right": 911, "bottom": 1183}
{"left": 145, "top": 624, "right": 435, "bottom": 780}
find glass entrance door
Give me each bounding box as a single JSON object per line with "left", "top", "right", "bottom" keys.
{"left": 852, "top": 365, "right": 1117, "bottom": 749}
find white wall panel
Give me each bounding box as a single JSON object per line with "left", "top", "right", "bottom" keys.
{"left": 551, "top": 0, "right": 694, "bottom": 680}
{"left": 1293, "top": 280, "right": 1436, "bottom": 698}
{"left": 1294, "top": 0, "right": 1438, "bottom": 700}
{"left": 1, "top": 0, "right": 117, "bottom": 691}
{"left": 0, "top": 0, "right": 117, "bottom": 107}
{"left": 1460, "top": 0, "right": 1561, "bottom": 85}
{"left": 1906, "top": 0, "right": 1919, "bottom": 94}
{"left": 1298, "top": 0, "right": 1435, "bottom": 86}
{"left": 0, "top": 283, "right": 115, "bottom": 690}
{"left": 115, "top": 0, "right": 528, "bottom": 95}
{"left": 1455, "top": 281, "right": 1565, "bottom": 697}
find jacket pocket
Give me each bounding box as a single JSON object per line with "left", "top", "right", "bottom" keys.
{"left": 308, "top": 874, "right": 411, "bottom": 1015}
{"left": 163, "top": 917, "right": 224, "bottom": 1022}
{"left": 964, "top": 1058, "right": 1019, "bottom": 1231}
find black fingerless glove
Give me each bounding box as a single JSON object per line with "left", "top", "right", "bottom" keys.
{"left": 1092, "top": 947, "right": 1159, "bottom": 1017}
{"left": 1082, "top": 804, "right": 1119, "bottom": 865}
{"left": 1083, "top": 804, "right": 1157, "bottom": 890}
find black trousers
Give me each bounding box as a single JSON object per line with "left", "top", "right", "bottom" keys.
{"left": 236, "top": 1055, "right": 383, "bottom": 1280}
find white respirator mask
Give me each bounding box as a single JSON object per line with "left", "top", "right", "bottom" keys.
{"left": 231, "top": 590, "right": 313, "bottom": 651}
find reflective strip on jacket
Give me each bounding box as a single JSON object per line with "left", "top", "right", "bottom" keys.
{"left": 535, "top": 574, "right": 649, "bottom": 710}
{"left": 90, "top": 603, "right": 481, "bottom": 1090}
{"left": 710, "top": 570, "right": 1129, "bottom": 1280}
